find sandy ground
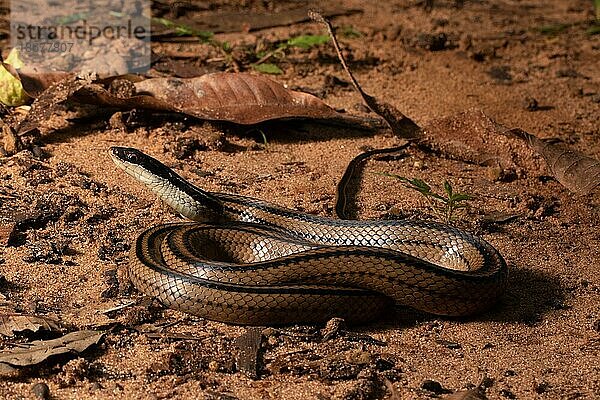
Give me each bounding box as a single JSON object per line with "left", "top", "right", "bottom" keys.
{"left": 1, "top": 0, "right": 600, "bottom": 399}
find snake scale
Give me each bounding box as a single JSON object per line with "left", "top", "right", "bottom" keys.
{"left": 110, "top": 146, "right": 507, "bottom": 325}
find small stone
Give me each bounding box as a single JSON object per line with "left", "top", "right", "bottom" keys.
{"left": 0, "top": 222, "right": 16, "bottom": 247}
{"left": 267, "top": 336, "right": 278, "bottom": 346}
{"left": 487, "top": 66, "right": 512, "bottom": 82}
{"left": 108, "top": 78, "right": 136, "bottom": 98}
{"left": 523, "top": 96, "right": 539, "bottom": 111}
{"left": 345, "top": 350, "right": 373, "bottom": 365}
{"left": 208, "top": 361, "right": 220, "bottom": 372}
{"left": 31, "top": 145, "right": 49, "bottom": 159}
{"left": 421, "top": 379, "right": 446, "bottom": 394}
{"left": 534, "top": 380, "right": 550, "bottom": 394}
{"left": 321, "top": 317, "right": 346, "bottom": 341}
{"left": 500, "top": 388, "right": 517, "bottom": 399}
{"left": 415, "top": 32, "right": 447, "bottom": 51}
{"left": 31, "top": 382, "right": 50, "bottom": 399}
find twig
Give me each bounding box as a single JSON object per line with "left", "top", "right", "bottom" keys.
{"left": 101, "top": 300, "right": 137, "bottom": 315}
{"left": 309, "top": 10, "right": 422, "bottom": 139}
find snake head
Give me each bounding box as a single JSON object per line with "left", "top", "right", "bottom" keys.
{"left": 110, "top": 146, "right": 142, "bottom": 163}
{"left": 109, "top": 146, "right": 224, "bottom": 221}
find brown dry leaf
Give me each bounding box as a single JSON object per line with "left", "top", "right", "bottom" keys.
{"left": 16, "top": 74, "right": 94, "bottom": 135}
{"left": 74, "top": 72, "right": 361, "bottom": 125}
{"left": 0, "top": 330, "right": 103, "bottom": 367}
{"left": 509, "top": 128, "right": 600, "bottom": 195}
{"left": 0, "top": 313, "right": 62, "bottom": 337}
{"left": 16, "top": 66, "right": 73, "bottom": 98}
{"left": 423, "top": 109, "right": 518, "bottom": 167}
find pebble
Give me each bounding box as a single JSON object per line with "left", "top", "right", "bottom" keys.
{"left": 523, "top": 96, "right": 539, "bottom": 111}
{"left": 31, "top": 382, "right": 50, "bottom": 399}
{"left": 208, "top": 360, "right": 220, "bottom": 372}
{"left": 421, "top": 379, "right": 446, "bottom": 394}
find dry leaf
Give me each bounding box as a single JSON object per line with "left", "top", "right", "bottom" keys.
{"left": 0, "top": 330, "right": 103, "bottom": 367}
{"left": 74, "top": 72, "right": 356, "bottom": 125}
{"left": 509, "top": 128, "right": 600, "bottom": 195}
{"left": 17, "top": 74, "right": 94, "bottom": 135}
{"left": 16, "top": 66, "right": 73, "bottom": 98}
{"left": 0, "top": 313, "right": 62, "bottom": 337}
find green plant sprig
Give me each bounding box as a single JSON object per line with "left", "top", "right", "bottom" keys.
{"left": 250, "top": 34, "right": 330, "bottom": 74}
{"left": 375, "top": 173, "right": 473, "bottom": 223}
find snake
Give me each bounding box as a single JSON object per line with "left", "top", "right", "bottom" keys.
{"left": 110, "top": 146, "right": 508, "bottom": 325}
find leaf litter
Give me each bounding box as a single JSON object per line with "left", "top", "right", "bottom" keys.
{"left": 0, "top": 330, "right": 104, "bottom": 369}
{"left": 0, "top": 313, "right": 63, "bottom": 337}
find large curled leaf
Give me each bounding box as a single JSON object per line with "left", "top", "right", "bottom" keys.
{"left": 74, "top": 72, "right": 352, "bottom": 125}
{"left": 509, "top": 128, "right": 600, "bottom": 195}
{"left": 0, "top": 330, "right": 103, "bottom": 367}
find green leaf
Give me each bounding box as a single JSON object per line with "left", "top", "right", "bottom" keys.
{"left": 587, "top": 24, "right": 600, "bottom": 35}
{"left": 410, "top": 178, "right": 431, "bottom": 193}
{"left": 153, "top": 17, "right": 175, "bottom": 28}
{"left": 443, "top": 181, "right": 453, "bottom": 198}
{"left": 286, "top": 34, "right": 330, "bottom": 49}
{"left": 537, "top": 23, "right": 570, "bottom": 35}
{"left": 340, "top": 26, "right": 363, "bottom": 38}
{"left": 252, "top": 63, "right": 283, "bottom": 75}
{"left": 152, "top": 17, "right": 213, "bottom": 40}
{"left": 451, "top": 193, "right": 474, "bottom": 202}
{"left": 221, "top": 41, "right": 232, "bottom": 52}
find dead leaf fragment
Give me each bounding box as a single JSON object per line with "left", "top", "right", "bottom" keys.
{"left": 0, "top": 313, "right": 62, "bottom": 337}
{"left": 0, "top": 330, "right": 103, "bottom": 367}
{"left": 509, "top": 128, "right": 600, "bottom": 195}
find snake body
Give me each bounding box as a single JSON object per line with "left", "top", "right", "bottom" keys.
{"left": 110, "top": 147, "right": 507, "bottom": 325}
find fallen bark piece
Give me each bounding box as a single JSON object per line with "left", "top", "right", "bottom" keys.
{"left": 0, "top": 330, "right": 104, "bottom": 368}
{"left": 0, "top": 313, "right": 63, "bottom": 337}
{"left": 235, "top": 327, "right": 263, "bottom": 379}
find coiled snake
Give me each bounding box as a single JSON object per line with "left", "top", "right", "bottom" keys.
{"left": 110, "top": 147, "right": 507, "bottom": 325}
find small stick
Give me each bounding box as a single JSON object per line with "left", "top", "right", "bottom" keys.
{"left": 309, "top": 10, "right": 422, "bottom": 139}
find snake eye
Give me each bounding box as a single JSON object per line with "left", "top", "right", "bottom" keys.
{"left": 126, "top": 152, "right": 139, "bottom": 162}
